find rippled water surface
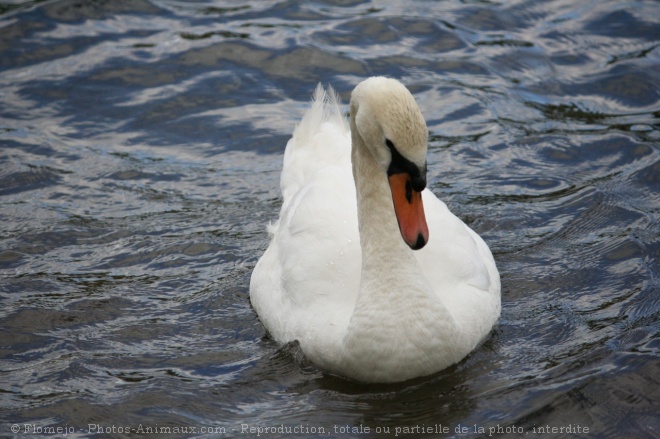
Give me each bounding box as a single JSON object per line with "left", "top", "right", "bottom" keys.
{"left": 1, "top": 0, "right": 659, "bottom": 437}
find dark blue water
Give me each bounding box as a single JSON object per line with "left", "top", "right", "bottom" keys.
{"left": 1, "top": 1, "right": 658, "bottom": 438}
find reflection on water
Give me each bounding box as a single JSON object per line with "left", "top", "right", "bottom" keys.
{"left": 1, "top": 0, "right": 658, "bottom": 437}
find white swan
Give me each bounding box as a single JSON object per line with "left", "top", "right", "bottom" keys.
{"left": 250, "top": 77, "right": 500, "bottom": 383}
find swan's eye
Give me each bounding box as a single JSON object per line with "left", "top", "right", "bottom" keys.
{"left": 386, "top": 139, "right": 427, "bottom": 192}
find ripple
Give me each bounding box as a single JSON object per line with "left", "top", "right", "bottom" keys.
{"left": 0, "top": 0, "right": 658, "bottom": 437}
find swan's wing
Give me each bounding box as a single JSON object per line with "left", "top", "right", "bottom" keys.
{"left": 251, "top": 86, "right": 357, "bottom": 344}
{"left": 415, "top": 190, "right": 501, "bottom": 339}
{"left": 251, "top": 164, "right": 361, "bottom": 344}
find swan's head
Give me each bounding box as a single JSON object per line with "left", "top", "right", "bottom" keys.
{"left": 350, "top": 77, "right": 429, "bottom": 250}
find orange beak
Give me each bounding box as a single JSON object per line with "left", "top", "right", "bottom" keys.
{"left": 388, "top": 173, "right": 429, "bottom": 250}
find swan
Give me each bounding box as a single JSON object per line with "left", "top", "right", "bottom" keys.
{"left": 250, "top": 77, "right": 500, "bottom": 383}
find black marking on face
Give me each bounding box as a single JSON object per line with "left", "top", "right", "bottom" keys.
{"left": 385, "top": 138, "right": 426, "bottom": 192}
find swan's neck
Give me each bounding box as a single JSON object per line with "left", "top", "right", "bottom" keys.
{"left": 342, "top": 130, "right": 459, "bottom": 382}
{"left": 351, "top": 139, "right": 418, "bottom": 284}
{"left": 349, "top": 128, "right": 432, "bottom": 307}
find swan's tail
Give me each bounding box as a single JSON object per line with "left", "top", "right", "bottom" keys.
{"left": 280, "top": 84, "right": 350, "bottom": 204}
{"left": 294, "top": 84, "right": 347, "bottom": 143}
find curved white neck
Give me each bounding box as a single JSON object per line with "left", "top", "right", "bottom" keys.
{"left": 349, "top": 124, "right": 427, "bottom": 304}
{"left": 341, "top": 124, "right": 459, "bottom": 383}
{"left": 351, "top": 137, "right": 415, "bottom": 279}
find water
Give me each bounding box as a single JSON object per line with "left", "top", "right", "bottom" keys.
{"left": 1, "top": 0, "right": 658, "bottom": 437}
